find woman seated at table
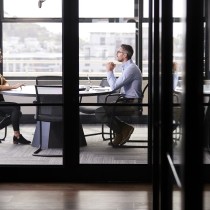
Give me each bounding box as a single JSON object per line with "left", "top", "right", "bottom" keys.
{"left": 0, "top": 74, "right": 31, "bottom": 144}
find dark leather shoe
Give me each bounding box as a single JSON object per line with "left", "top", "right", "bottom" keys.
{"left": 119, "top": 124, "right": 134, "bottom": 145}
{"left": 13, "top": 134, "right": 31, "bottom": 144}
{"left": 108, "top": 133, "right": 122, "bottom": 147}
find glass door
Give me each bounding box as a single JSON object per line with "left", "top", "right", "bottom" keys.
{"left": 79, "top": 0, "right": 151, "bottom": 166}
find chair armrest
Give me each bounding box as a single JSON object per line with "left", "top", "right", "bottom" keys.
{"left": 105, "top": 93, "right": 123, "bottom": 103}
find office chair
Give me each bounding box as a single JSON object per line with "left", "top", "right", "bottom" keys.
{"left": 173, "top": 92, "right": 182, "bottom": 144}
{"left": 0, "top": 114, "right": 11, "bottom": 143}
{"left": 36, "top": 75, "right": 62, "bottom": 85}
{"left": 106, "top": 83, "right": 149, "bottom": 148}
{"left": 79, "top": 78, "right": 120, "bottom": 141}
{"left": 33, "top": 85, "right": 63, "bottom": 157}
{"left": 34, "top": 75, "right": 62, "bottom": 104}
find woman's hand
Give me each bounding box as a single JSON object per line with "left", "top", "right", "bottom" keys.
{"left": 11, "top": 83, "right": 25, "bottom": 90}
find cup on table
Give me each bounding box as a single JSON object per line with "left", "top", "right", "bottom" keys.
{"left": 85, "top": 85, "right": 90, "bottom": 91}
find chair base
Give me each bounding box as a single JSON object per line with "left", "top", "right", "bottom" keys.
{"left": 110, "top": 140, "right": 149, "bottom": 148}
{"left": 0, "top": 127, "right": 7, "bottom": 143}
{"left": 33, "top": 147, "right": 62, "bottom": 157}
{"left": 83, "top": 124, "right": 114, "bottom": 141}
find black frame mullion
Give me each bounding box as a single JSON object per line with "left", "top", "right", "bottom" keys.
{"left": 205, "top": 0, "right": 210, "bottom": 79}
{"left": 183, "top": 0, "right": 204, "bottom": 209}
{"left": 152, "top": 0, "right": 160, "bottom": 207}
{"left": 160, "top": 0, "right": 173, "bottom": 209}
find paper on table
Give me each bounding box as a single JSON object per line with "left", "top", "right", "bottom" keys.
{"left": 92, "top": 87, "right": 111, "bottom": 91}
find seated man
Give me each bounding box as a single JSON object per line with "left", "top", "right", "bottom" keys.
{"left": 0, "top": 74, "right": 31, "bottom": 144}
{"left": 95, "top": 44, "right": 142, "bottom": 146}
{"left": 172, "top": 61, "right": 179, "bottom": 91}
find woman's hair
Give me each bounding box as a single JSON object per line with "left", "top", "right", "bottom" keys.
{"left": 121, "top": 44, "right": 134, "bottom": 59}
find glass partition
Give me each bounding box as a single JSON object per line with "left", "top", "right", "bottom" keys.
{"left": 0, "top": 0, "right": 63, "bottom": 166}
{"left": 79, "top": 0, "right": 150, "bottom": 164}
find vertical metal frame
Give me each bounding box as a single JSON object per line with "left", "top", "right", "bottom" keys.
{"left": 63, "top": 0, "right": 79, "bottom": 167}
{"left": 205, "top": 0, "right": 210, "bottom": 79}
{"left": 160, "top": 0, "right": 173, "bottom": 209}
{"left": 152, "top": 0, "right": 175, "bottom": 208}
{"left": 151, "top": 0, "right": 161, "bottom": 207}
{"left": 152, "top": 0, "right": 205, "bottom": 209}
{"left": 0, "top": 0, "right": 3, "bottom": 75}
{"left": 182, "top": 0, "right": 204, "bottom": 209}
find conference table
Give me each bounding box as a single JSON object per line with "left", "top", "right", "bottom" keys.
{"left": 1, "top": 84, "right": 113, "bottom": 148}
{"left": 1, "top": 85, "right": 63, "bottom": 149}
{"left": 79, "top": 85, "right": 113, "bottom": 146}
{"left": 79, "top": 85, "right": 112, "bottom": 102}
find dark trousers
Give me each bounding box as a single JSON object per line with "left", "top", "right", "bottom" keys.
{"left": 95, "top": 98, "right": 141, "bottom": 134}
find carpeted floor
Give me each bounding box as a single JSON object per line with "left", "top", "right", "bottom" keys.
{"left": 1, "top": 124, "right": 210, "bottom": 165}
{"left": 80, "top": 124, "right": 149, "bottom": 164}
{"left": 0, "top": 124, "right": 62, "bottom": 165}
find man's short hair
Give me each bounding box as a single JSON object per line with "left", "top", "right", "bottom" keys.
{"left": 121, "top": 44, "right": 134, "bottom": 59}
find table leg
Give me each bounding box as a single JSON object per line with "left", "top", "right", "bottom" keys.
{"left": 32, "top": 121, "right": 63, "bottom": 149}
{"left": 80, "top": 122, "right": 87, "bottom": 147}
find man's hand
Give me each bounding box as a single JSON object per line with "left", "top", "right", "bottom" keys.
{"left": 106, "top": 62, "right": 116, "bottom": 72}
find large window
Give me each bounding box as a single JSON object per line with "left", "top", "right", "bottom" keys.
{"left": 78, "top": 0, "right": 144, "bottom": 77}
{"left": 2, "top": 0, "right": 62, "bottom": 77}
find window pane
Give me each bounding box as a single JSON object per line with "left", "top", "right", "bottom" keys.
{"left": 143, "top": 0, "right": 149, "bottom": 18}
{"left": 79, "top": 0, "right": 134, "bottom": 18}
{"left": 4, "top": 0, "right": 62, "bottom": 18}
{"left": 79, "top": 23, "right": 136, "bottom": 77}
{"left": 173, "top": 23, "right": 185, "bottom": 75}
{"left": 173, "top": 0, "right": 186, "bottom": 17}
{"left": 3, "top": 23, "right": 62, "bottom": 76}
{"left": 142, "top": 23, "right": 149, "bottom": 77}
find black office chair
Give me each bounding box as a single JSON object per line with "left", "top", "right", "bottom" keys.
{"left": 33, "top": 85, "right": 63, "bottom": 157}
{"left": 173, "top": 92, "right": 182, "bottom": 144}
{"left": 34, "top": 75, "right": 63, "bottom": 105}
{"left": 0, "top": 114, "right": 11, "bottom": 143}
{"left": 0, "top": 93, "right": 12, "bottom": 143}
{"left": 106, "top": 83, "right": 149, "bottom": 148}
{"left": 36, "top": 75, "right": 62, "bottom": 85}
{"left": 79, "top": 78, "right": 120, "bottom": 141}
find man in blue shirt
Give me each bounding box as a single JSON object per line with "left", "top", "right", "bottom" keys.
{"left": 172, "top": 61, "right": 179, "bottom": 91}
{"left": 95, "top": 44, "right": 142, "bottom": 146}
